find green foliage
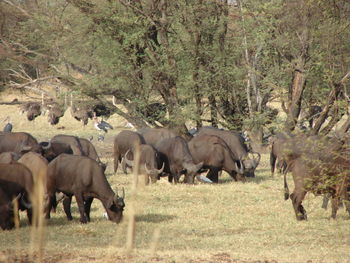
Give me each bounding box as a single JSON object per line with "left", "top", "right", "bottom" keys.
{"left": 1, "top": 0, "right": 350, "bottom": 132}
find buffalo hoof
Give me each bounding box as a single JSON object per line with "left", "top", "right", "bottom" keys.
{"left": 80, "top": 218, "right": 88, "bottom": 224}
{"left": 67, "top": 216, "right": 73, "bottom": 221}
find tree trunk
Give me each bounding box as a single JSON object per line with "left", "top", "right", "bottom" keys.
{"left": 284, "top": 67, "right": 306, "bottom": 131}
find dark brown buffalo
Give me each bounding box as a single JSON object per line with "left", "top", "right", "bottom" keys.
{"left": 188, "top": 134, "right": 245, "bottom": 183}
{"left": 113, "top": 130, "right": 145, "bottom": 173}
{"left": 45, "top": 154, "right": 125, "bottom": 223}
{"left": 0, "top": 152, "right": 21, "bottom": 164}
{"left": 282, "top": 135, "right": 350, "bottom": 220}
{"left": 196, "top": 127, "right": 261, "bottom": 177}
{"left": 138, "top": 128, "right": 177, "bottom": 147}
{"left": 154, "top": 136, "right": 203, "bottom": 184}
{"left": 51, "top": 134, "right": 84, "bottom": 155}
{"left": 78, "top": 137, "right": 106, "bottom": 171}
{"left": 0, "top": 163, "right": 34, "bottom": 226}
{"left": 123, "top": 144, "right": 165, "bottom": 184}
{"left": 0, "top": 187, "right": 17, "bottom": 230}
{"left": 0, "top": 132, "right": 42, "bottom": 155}
{"left": 40, "top": 141, "right": 73, "bottom": 162}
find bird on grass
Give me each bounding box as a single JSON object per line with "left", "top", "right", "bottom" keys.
{"left": 93, "top": 117, "right": 114, "bottom": 133}
{"left": 3, "top": 116, "right": 13, "bottom": 132}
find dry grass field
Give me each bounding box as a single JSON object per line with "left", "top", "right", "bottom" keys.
{"left": 0, "top": 93, "right": 349, "bottom": 263}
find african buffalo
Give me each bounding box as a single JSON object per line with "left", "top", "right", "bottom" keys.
{"left": 113, "top": 130, "right": 145, "bottom": 174}
{"left": 123, "top": 145, "right": 165, "bottom": 184}
{"left": 0, "top": 132, "right": 42, "bottom": 155}
{"left": 154, "top": 136, "right": 203, "bottom": 184}
{"left": 0, "top": 163, "right": 34, "bottom": 226}
{"left": 45, "top": 154, "right": 125, "bottom": 223}
{"left": 138, "top": 128, "right": 177, "bottom": 148}
{"left": 196, "top": 127, "right": 261, "bottom": 177}
{"left": 282, "top": 135, "right": 350, "bottom": 220}
{"left": 188, "top": 134, "right": 245, "bottom": 183}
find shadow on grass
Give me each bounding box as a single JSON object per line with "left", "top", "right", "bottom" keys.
{"left": 136, "top": 213, "right": 176, "bottom": 223}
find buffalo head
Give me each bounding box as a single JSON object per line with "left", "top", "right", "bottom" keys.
{"left": 124, "top": 150, "right": 165, "bottom": 184}
{"left": 105, "top": 188, "right": 125, "bottom": 223}
{"left": 183, "top": 162, "right": 203, "bottom": 184}
{"left": 242, "top": 152, "right": 261, "bottom": 177}
{"left": 0, "top": 202, "right": 15, "bottom": 230}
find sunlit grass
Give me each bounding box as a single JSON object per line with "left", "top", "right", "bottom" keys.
{"left": 0, "top": 100, "right": 350, "bottom": 262}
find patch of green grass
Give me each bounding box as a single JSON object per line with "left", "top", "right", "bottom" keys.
{"left": 0, "top": 103, "right": 350, "bottom": 262}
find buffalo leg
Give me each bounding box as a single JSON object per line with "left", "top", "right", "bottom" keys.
{"left": 290, "top": 191, "right": 307, "bottom": 220}
{"left": 26, "top": 208, "right": 33, "bottom": 225}
{"left": 84, "top": 197, "right": 94, "bottom": 222}
{"left": 121, "top": 158, "right": 128, "bottom": 174}
{"left": 114, "top": 155, "right": 120, "bottom": 174}
{"left": 75, "top": 193, "right": 88, "bottom": 224}
{"left": 207, "top": 168, "right": 219, "bottom": 183}
{"left": 63, "top": 196, "right": 73, "bottom": 221}
{"left": 44, "top": 194, "right": 56, "bottom": 220}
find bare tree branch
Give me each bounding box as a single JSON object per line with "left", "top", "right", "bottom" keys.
{"left": 0, "top": 0, "right": 31, "bottom": 17}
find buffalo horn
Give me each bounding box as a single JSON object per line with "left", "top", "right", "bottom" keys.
{"left": 21, "top": 145, "right": 32, "bottom": 151}
{"left": 41, "top": 140, "right": 51, "bottom": 150}
{"left": 11, "top": 193, "right": 21, "bottom": 204}
{"left": 124, "top": 150, "right": 134, "bottom": 167}
{"left": 144, "top": 162, "right": 165, "bottom": 175}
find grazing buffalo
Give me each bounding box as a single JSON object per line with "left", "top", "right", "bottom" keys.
{"left": 282, "top": 135, "right": 350, "bottom": 220}
{"left": 188, "top": 134, "right": 245, "bottom": 183}
{"left": 113, "top": 130, "right": 145, "bottom": 173}
{"left": 196, "top": 127, "right": 261, "bottom": 177}
{"left": 155, "top": 136, "right": 203, "bottom": 184}
{"left": 0, "top": 187, "right": 17, "bottom": 230}
{"left": 0, "top": 163, "right": 34, "bottom": 226}
{"left": 0, "top": 132, "right": 42, "bottom": 155}
{"left": 51, "top": 134, "right": 84, "bottom": 155}
{"left": 123, "top": 144, "right": 165, "bottom": 184}
{"left": 0, "top": 152, "right": 21, "bottom": 164}
{"left": 138, "top": 128, "right": 177, "bottom": 148}
{"left": 40, "top": 141, "right": 73, "bottom": 162}
{"left": 45, "top": 154, "right": 125, "bottom": 223}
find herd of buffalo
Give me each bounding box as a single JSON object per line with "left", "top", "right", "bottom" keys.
{"left": 1, "top": 123, "right": 350, "bottom": 231}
